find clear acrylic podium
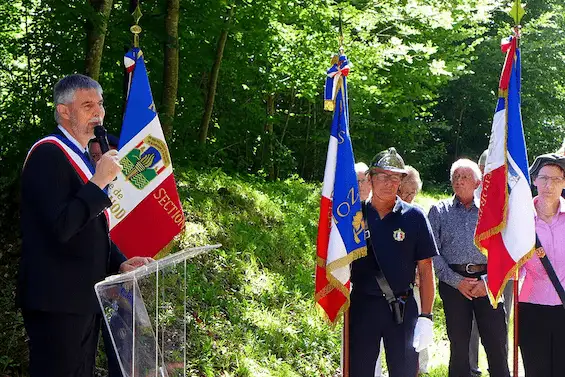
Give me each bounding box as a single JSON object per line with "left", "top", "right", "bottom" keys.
{"left": 95, "top": 244, "right": 221, "bottom": 377}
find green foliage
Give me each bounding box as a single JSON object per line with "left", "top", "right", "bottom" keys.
{"left": 435, "top": 1, "right": 565, "bottom": 179}
{"left": 414, "top": 189, "right": 450, "bottom": 213}
{"left": 118, "top": 167, "right": 338, "bottom": 376}
{"left": 1, "top": 0, "right": 564, "bottom": 374}
{"left": 2, "top": 0, "right": 564, "bottom": 181}
{"left": 0, "top": 172, "right": 26, "bottom": 375}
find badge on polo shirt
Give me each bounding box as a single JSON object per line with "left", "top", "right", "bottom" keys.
{"left": 393, "top": 228, "right": 405, "bottom": 242}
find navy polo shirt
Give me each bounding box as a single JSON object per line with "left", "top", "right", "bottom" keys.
{"left": 351, "top": 198, "right": 438, "bottom": 296}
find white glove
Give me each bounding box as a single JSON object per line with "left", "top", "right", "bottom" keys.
{"left": 412, "top": 317, "right": 433, "bottom": 352}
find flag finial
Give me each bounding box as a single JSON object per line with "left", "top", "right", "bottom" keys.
{"left": 509, "top": 0, "right": 525, "bottom": 26}
{"left": 130, "top": 4, "right": 143, "bottom": 47}
{"left": 338, "top": 7, "right": 344, "bottom": 54}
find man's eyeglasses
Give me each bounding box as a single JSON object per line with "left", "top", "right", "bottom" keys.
{"left": 452, "top": 174, "right": 474, "bottom": 182}
{"left": 357, "top": 177, "right": 369, "bottom": 184}
{"left": 372, "top": 172, "right": 402, "bottom": 183}
{"left": 536, "top": 175, "right": 565, "bottom": 185}
{"left": 399, "top": 189, "right": 417, "bottom": 197}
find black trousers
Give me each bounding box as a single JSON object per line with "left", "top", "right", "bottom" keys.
{"left": 23, "top": 310, "right": 101, "bottom": 377}
{"left": 438, "top": 281, "right": 510, "bottom": 377}
{"left": 349, "top": 290, "right": 418, "bottom": 377}
{"left": 519, "top": 302, "right": 565, "bottom": 377}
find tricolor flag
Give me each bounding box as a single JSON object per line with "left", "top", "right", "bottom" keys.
{"left": 315, "top": 54, "right": 366, "bottom": 324}
{"left": 474, "top": 35, "right": 535, "bottom": 305}
{"left": 107, "top": 48, "right": 185, "bottom": 258}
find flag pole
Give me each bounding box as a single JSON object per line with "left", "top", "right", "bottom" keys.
{"left": 130, "top": 2, "right": 143, "bottom": 48}
{"left": 513, "top": 271, "right": 519, "bottom": 376}
{"left": 343, "top": 309, "right": 350, "bottom": 377}
{"left": 512, "top": 30, "right": 520, "bottom": 377}
{"left": 123, "top": 2, "right": 143, "bottom": 113}
{"left": 337, "top": 8, "right": 351, "bottom": 377}
{"left": 509, "top": 2, "right": 524, "bottom": 376}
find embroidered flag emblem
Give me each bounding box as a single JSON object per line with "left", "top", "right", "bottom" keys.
{"left": 393, "top": 228, "right": 406, "bottom": 242}
{"left": 120, "top": 135, "right": 171, "bottom": 190}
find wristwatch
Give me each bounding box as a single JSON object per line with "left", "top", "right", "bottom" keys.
{"left": 419, "top": 313, "right": 433, "bottom": 321}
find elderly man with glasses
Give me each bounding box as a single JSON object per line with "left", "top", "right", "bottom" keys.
{"left": 349, "top": 147, "right": 438, "bottom": 377}
{"left": 428, "top": 158, "right": 510, "bottom": 377}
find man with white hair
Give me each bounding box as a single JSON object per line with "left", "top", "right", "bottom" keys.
{"left": 428, "top": 159, "right": 510, "bottom": 377}
{"left": 18, "top": 74, "right": 152, "bottom": 377}
{"left": 355, "top": 162, "right": 372, "bottom": 202}
{"left": 557, "top": 138, "right": 565, "bottom": 156}
{"left": 398, "top": 165, "right": 422, "bottom": 205}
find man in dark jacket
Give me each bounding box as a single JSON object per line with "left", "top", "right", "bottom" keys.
{"left": 349, "top": 148, "right": 437, "bottom": 377}
{"left": 18, "top": 74, "right": 151, "bottom": 377}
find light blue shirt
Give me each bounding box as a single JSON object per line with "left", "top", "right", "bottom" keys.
{"left": 428, "top": 196, "right": 486, "bottom": 288}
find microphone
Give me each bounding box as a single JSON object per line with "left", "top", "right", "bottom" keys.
{"left": 94, "top": 124, "right": 118, "bottom": 182}
{"left": 94, "top": 124, "right": 110, "bottom": 154}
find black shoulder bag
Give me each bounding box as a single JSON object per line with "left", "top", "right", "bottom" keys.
{"left": 362, "top": 202, "right": 405, "bottom": 324}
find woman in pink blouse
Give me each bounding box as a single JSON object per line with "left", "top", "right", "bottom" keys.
{"left": 519, "top": 153, "right": 565, "bottom": 377}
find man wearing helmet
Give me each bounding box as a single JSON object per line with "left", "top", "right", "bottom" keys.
{"left": 349, "top": 147, "right": 438, "bottom": 377}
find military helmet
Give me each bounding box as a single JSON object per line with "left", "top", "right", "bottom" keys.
{"left": 369, "top": 147, "right": 407, "bottom": 174}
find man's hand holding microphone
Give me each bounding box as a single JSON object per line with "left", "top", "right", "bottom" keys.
{"left": 89, "top": 124, "right": 155, "bottom": 272}
{"left": 91, "top": 150, "right": 121, "bottom": 189}
{"left": 90, "top": 125, "right": 121, "bottom": 189}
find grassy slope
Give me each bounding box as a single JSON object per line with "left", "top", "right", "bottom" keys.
{"left": 172, "top": 168, "right": 339, "bottom": 376}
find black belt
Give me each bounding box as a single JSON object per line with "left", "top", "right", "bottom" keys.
{"left": 449, "top": 263, "right": 487, "bottom": 274}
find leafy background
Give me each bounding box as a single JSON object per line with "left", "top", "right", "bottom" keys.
{"left": 0, "top": 0, "right": 563, "bottom": 375}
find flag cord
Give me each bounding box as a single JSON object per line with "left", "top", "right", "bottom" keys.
{"left": 513, "top": 25, "right": 521, "bottom": 48}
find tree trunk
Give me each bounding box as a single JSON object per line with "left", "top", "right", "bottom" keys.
{"left": 198, "top": 5, "right": 234, "bottom": 144}
{"left": 265, "top": 93, "right": 276, "bottom": 180}
{"left": 24, "top": 2, "right": 35, "bottom": 127}
{"left": 454, "top": 104, "right": 465, "bottom": 160}
{"left": 85, "top": 0, "right": 114, "bottom": 81}
{"left": 161, "top": 0, "right": 180, "bottom": 141}
{"left": 280, "top": 86, "right": 295, "bottom": 146}
{"left": 301, "top": 101, "right": 311, "bottom": 177}
{"left": 311, "top": 102, "right": 318, "bottom": 180}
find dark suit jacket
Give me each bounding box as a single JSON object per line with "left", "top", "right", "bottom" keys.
{"left": 18, "top": 129, "right": 126, "bottom": 314}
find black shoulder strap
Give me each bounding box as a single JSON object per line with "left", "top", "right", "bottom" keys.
{"left": 536, "top": 234, "right": 565, "bottom": 310}
{"left": 362, "top": 201, "right": 396, "bottom": 303}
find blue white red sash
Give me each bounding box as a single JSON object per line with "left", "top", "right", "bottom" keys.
{"left": 25, "top": 136, "right": 110, "bottom": 224}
